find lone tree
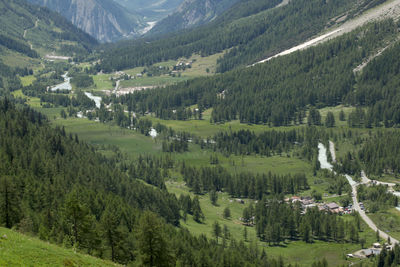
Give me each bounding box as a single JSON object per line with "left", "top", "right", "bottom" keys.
{"left": 192, "top": 196, "right": 204, "bottom": 223}
{"left": 210, "top": 190, "right": 218, "bottom": 206}
{"left": 223, "top": 207, "right": 231, "bottom": 219}
{"left": 212, "top": 221, "right": 222, "bottom": 243}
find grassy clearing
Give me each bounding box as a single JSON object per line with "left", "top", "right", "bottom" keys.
{"left": 20, "top": 75, "right": 36, "bottom": 86}
{"left": 167, "top": 181, "right": 258, "bottom": 242}
{"left": 318, "top": 105, "right": 355, "bottom": 127}
{"left": 91, "top": 74, "right": 113, "bottom": 92}
{"left": 148, "top": 115, "right": 304, "bottom": 138}
{"left": 182, "top": 52, "right": 225, "bottom": 77}
{"left": 0, "top": 49, "right": 41, "bottom": 69}
{"left": 118, "top": 52, "right": 224, "bottom": 89}
{"left": 120, "top": 75, "right": 188, "bottom": 88}
{"left": 172, "top": 145, "right": 312, "bottom": 176}
{"left": 52, "top": 117, "right": 161, "bottom": 155}
{"left": 12, "top": 90, "right": 41, "bottom": 108}
{"left": 368, "top": 208, "right": 400, "bottom": 241}
{"left": 0, "top": 227, "right": 119, "bottom": 267}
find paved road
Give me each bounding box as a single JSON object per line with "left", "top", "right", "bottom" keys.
{"left": 347, "top": 176, "right": 399, "bottom": 246}
{"left": 320, "top": 142, "right": 399, "bottom": 246}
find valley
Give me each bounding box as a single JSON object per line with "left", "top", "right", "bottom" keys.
{"left": 1, "top": 0, "right": 400, "bottom": 266}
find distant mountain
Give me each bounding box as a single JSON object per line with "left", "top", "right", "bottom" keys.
{"left": 27, "top": 0, "right": 145, "bottom": 42}
{"left": 149, "top": 0, "right": 240, "bottom": 36}
{"left": 113, "top": 0, "right": 183, "bottom": 21}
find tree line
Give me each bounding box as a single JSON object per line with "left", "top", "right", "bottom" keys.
{"left": 181, "top": 164, "right": 309, "bottom": 199}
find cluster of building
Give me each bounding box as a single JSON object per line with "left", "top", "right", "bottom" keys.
{"left": 348, "top": 243, "right": 391, "bottom": 258}
{"left": 285, "top": 196, "right": 353, "bottom": 214}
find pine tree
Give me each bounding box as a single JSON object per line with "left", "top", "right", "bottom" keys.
{"left": 192, "top": 196, "right": 204, "bottom": 223}
{"left": 223, "top": 207, "right": 231, "bottom": 219}
{"left": 212, "top": 221, "right": 222, "bottom": 243}
{"left": 210, "top": 190, "right": 218, "bottom": 206}
{"left": 0, "top": 176, "right": 20, "bottom": 228}
{"left": 325, "top": 112, "right": 335, "bottom": 127}
{"left": 100, "top": 205, "right": 123, "bottom": 261}
{"left": 137, "top": 211, "right": 174, "bottom": 267}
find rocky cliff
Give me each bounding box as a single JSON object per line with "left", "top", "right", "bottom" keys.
{"left": 27, "top": 0, "right": 144, "bottom": 42}
{"left": 149, "top": 0, "right": 240, "bottom": 35}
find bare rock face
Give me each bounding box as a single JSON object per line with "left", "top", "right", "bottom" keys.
{"left": 150, "top": 0, "right": 240, "bottom": 35}
{"left": 27, "top": 0, "right": 144, "bottom": 42}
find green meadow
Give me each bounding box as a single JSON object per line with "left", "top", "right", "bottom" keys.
{"left": 0, "top": 227, "right": 120, "bottom": 267}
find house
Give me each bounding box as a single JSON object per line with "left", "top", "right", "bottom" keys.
{"left": 361, "top": 248, "right": 381, "bottom": 257}
{"left": 325, "top": 202, "right": 340, "bottom": 213}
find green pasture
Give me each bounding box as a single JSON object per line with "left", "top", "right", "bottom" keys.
{"left": 0, "top": 227, "right": 120, "bottom": 267}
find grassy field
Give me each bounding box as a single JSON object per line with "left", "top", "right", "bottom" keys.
{"left": 12, "top": 90, "right": 41, "bottom": 108}
{"left": 173, "top": 147, "right": 312, "bottom": 176}
{"left": 148, "top": 115, "right": 303, "bottom": 138}
{"left": 20, "top": 75, "right": 36, "bottom": 86}
{"left": 114, "top": 52, "right": 224, "bottom": 89}
{"left": 120, "top": 75, "right": 188, "bottom": 88}
{"left": 369, "top": 208, "right": 400, "bottom": 241}
{"left": 319, "top": 105, "right": 355, "bottom": 127}
{"left": 0, "top": 227, "right": 119, "bottom": 267}
{"left": 91, "top": 74, "right": 113, "bottom": 92}
{"left": 52, "top": 117, "right": 161, "bottom": 155}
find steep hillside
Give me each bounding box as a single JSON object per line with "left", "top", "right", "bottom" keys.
{"left": 27, "top": 0, "right": 145, "bottom": 42}
{"left": 0, "top": 227, "right": 119, "bottom": 266}
{"left": 149, "top": 0, "right": 240, "bottom": 36}
{"left": 0, "top": 0, "right": 96, "bottom": 65}
{"left": 100, "top": 0, "right": 380, "bottom": 72}
{"left": 114, "top": 19, "right": 400, "bottom": 126}
{"left": 0, "top": 99, "right": 295, "bottom": 266}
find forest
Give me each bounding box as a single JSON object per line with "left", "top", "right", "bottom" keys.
{"left": 98, "top": 0, "right": 368, "bottom": 72}
{"left": 113, "top": 20, "right": 400, "bottom": 128}
{"left": 1, "top": 98, "right": 307, "bottom": 266}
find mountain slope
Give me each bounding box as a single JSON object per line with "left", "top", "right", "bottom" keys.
{"left": 0, "top": 227, "right": 119, "bottom": 267}
{"left": 118, "top": 19, "right": 400, "bottom": 126}
{"left": 27, "top": 0, "right": 145, "bottom": 42}
{"left": 0, "top": 0, "right": 97, "bottom": 62}
{"left": 113, "top": 0, "right": 183, "bottom": 21}
{"left": 100, "top": 0, "right": 374, "bottom": 72}
{"left": 149, "top": 0, "right": 241, "bottom": 36}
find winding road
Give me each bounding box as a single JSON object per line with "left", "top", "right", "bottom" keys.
{"left": 319, "top": 142, "right": 399, "bottom": 246}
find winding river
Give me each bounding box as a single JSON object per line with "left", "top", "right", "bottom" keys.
{"left": 51, "top": 72, "right": 72, "bottom": 91}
